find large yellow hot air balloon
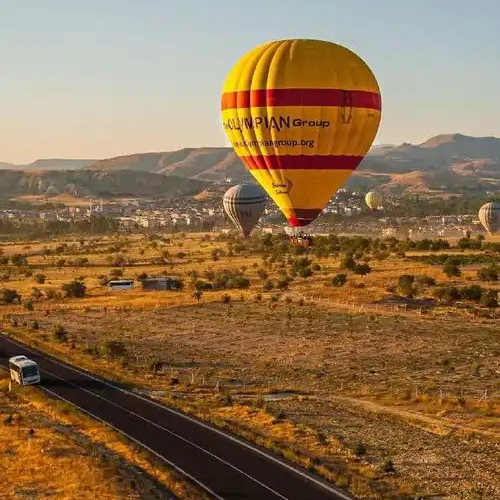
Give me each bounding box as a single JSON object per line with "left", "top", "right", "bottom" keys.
{"left": 221, "top": 38, "right": 381, "bottom": 227}
{"left": 365, "top": 190, "right": 383, "bottom": 211}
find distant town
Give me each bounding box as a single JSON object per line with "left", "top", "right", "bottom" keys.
{"left": 0, "top": 179, "right": 484, "bottom": 239}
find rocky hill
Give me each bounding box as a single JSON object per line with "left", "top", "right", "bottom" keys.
{"left": 82, "top": 134, "right": 500, "bottom": 195}
{"left": 84, "top": 148, "right": 244, "bottom": 182}
{"left": 2, "top": 134, "right": 499, "bottom": 199}
{"left": 0, "top": 159, "right": 95, "bottom": 171}
{"left": 0, "top": 170, "right": 206, "bottom": 201}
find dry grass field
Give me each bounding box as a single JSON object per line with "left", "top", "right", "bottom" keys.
{"left": 0, "top": 373, "right": 206, "bottom": 500}
{"left": 0, "top": 231, "right": 499, "bottom": 499}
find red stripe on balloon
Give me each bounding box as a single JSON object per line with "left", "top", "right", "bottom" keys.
{"left": 239, "top": 154, "right": 363, "bottom": 170}
{"left": 287, "top": 209, "right": 323, "bottom": 227}
{"left": 221, "top": 88, "right": 381, "bottom": 111}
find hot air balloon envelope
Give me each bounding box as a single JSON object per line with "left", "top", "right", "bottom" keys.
{"left": 478, "top": 202, "right": 500, "bottom": 235}
{"left": 365, "top": 191, "right": 383, "bottom": 211}
{"left": 221, "top": 38, "right": 382, "bottom": 228}
{"left": 223, "top": 183, "right": 266, "bottom": 237}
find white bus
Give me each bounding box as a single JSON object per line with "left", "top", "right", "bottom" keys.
{"left": 107, "top": 279, "right": 134, "bottom": 291}
{"left": 9, "top": 355, "right": 41, "bottom": 386}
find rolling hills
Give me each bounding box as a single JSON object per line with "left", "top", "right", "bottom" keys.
{"left": 0, "top": 159, "right": 96, "bottom": 171}
{"left": 1, "top": 133, "right": 499, "bottom": 199}
{"left": 82, "top": 133, "right": 500, "bottom": 195}
{"left": 0, "top": 170, "right": 207, "bottom": 201}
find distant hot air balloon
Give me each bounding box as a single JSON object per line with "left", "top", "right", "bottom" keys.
{"left": 221, "top": 38, "right": 382, "bottom": 228}
{"left": 478, "top": 202, "right": 500, "bottom": 235}
{"left": 223, "top": 183, "right": 266, "bottom": 237}
{"left": 365, "top": 191, "right": 383, "bottom": 211}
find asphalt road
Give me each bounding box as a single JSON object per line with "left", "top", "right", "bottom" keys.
{"left": 0, "top": 334, "right": 355, "bottom": 500}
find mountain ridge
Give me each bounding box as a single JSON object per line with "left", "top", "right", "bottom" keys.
{"left": 0, "top": 169, "right": 207, "bottom": 201}
{"left": 1, "top": 133, "right": 499, "bottom": 197}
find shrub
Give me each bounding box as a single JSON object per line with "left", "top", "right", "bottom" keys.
{"left": 1, "top": 289, "right": 21, "bottom": 304}
{"left": 477, "top": 265, "right": 499, "bottom": 282}
{"left": 433, "top": 286, "right": 460, "bottom": 303}
{"left": 231, "top": 276, "right": 250, "bottom": 289}
{"left": 276, "top": 275, "right": 292, "bottom": 289}
{"left": 72, "top": 257, "right": 89, "bottom": 267}
{"left": 11, "top": 254, "right": 28, "bottom": 267}
{"left": 442, "top": 261, "right": 461, "bottom": 278}
{"left": 98, "top": 276, "right": 109, "bottom": 287}
{"left": 34, "top": 273, "right": 46, "bottom": 284}
{"left": 103, "top": 340, "right": 128, "bottom": 360}
{"left": 380, "top": 458, "right": 395, "bottom": 473}
{"left": 340, "top": 254, "right": 356, "bottom": 271}
{"left": 461, "top": 285, "right": 484, "bottom": 302}
{"left": 109, "top": 268, "right": 124, "bottom": 278}
{"left": 257, "top": 268, "right": 269, "bottom": 281}
{"left": 53, "top": 325, "right": 68, "bottom": 342}
{"left": 62, "top": 280, "right": 87, "bottom": 298}
{"left": 298, "top": 267, "right": 313, "bottom": 278}
{"left": 352, "top": 263, "right": 371, "bottom": 275}
{"left": 398, "top": 274, "right": 415, "bottom": 297}
{"left": 45, "top": 289, "right": 61, "bottom": 300}
{"left": 415, "top": 275, "right": 436, "bottom": 287}
{"left": 331, "top": 274, "right": 347, "bottom": 287}
{"left": 480, "top": 290, "right": 498, "bottom": 308}
{"left": 263, "top": 280, "right": 274, "bottom": 291}
{"left": 219, "top": 391, "right": 233, "bottom": 406}
{"left": 354, "top": 441, "right": 367, "bottom": 457}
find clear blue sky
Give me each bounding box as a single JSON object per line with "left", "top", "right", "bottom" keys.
{"left": 1, "top": 0, "right": 499, "bottom": 163}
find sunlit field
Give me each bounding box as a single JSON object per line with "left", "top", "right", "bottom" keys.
{"left": 0, "top": 374, "right": 203, "bottom": 500}
{"left": 1, "top": 231, "right": 499, "bottom": 500}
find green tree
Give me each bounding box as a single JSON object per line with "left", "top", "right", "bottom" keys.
{"left": 34, "top": 273, "right": 46, "bottom": 284}
{"left": 443, "top": 261, "right": 461, "bottom": 278}
{"left": 62, "top": 279, "right": 87, "bottom": 298}
{"left": 331, "top": 273, "right": 347, "bottom": 287}
{"left": 1, "top": 289, "right": 21, "bottom": 304}
{"left": 477, "top": 265, "right": 498, "bottom": 282}
{"left": 11, "top": 254, "right": 27, "bottom": 267}
{"left": 398, "top": 275, "right": 415, "bottom": 297}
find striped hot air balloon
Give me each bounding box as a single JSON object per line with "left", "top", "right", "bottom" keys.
{"left": 221, "top": 38, "right": 381, "bottom": 228}
{"left": 365, "top": 191, "right": 383, "bottom": 211}
{"left": 223, "top": 183, "right": 266, "bottom": 237}
{"left": 478, "top": 202, "right": 500, "bottom": 235}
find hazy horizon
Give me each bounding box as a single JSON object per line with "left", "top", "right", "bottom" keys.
{"left": 2, "top": 132, "right": 499, "bottom": 166}
{"left": 2, "top": 0, "right": 500, "bottom": 163}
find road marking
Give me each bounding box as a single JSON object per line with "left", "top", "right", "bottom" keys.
{"left": 0, "top": 334, "right": 354, "bottom": 500}
{"left": 39, "top": 385, "right": 225, "bottom": 500}
{"left": 41, "top": 366, "right": 290, "bottom": 500}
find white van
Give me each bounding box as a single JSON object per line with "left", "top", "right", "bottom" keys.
{"left": 8, "top": 355, "right": 41, "bottom": 386}
{"left": 107, "top": 279, "right": 134, "bottom": 291}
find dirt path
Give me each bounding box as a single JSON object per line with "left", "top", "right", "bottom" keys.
{"left": 327, "top": 395, "right": 500, "bottom": 441}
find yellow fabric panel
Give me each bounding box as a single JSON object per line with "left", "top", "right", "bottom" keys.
{"left": 222, "top": 39, "right": 380, "bottom": 93}
{"left": 222, "top": 105, "right": 380, "bottom": 157}
{"left": 251, "top": 169, "right": 353, "bottom": 214}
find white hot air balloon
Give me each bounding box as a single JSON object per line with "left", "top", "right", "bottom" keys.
{"left": 365, "top": 191, "right": 383, "bottom": 211}
{"left": 223, "top": 183, "right": 266, "bottom": 238}
{"left": 478, "top": 202, "right": 500, "bottom": 235}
